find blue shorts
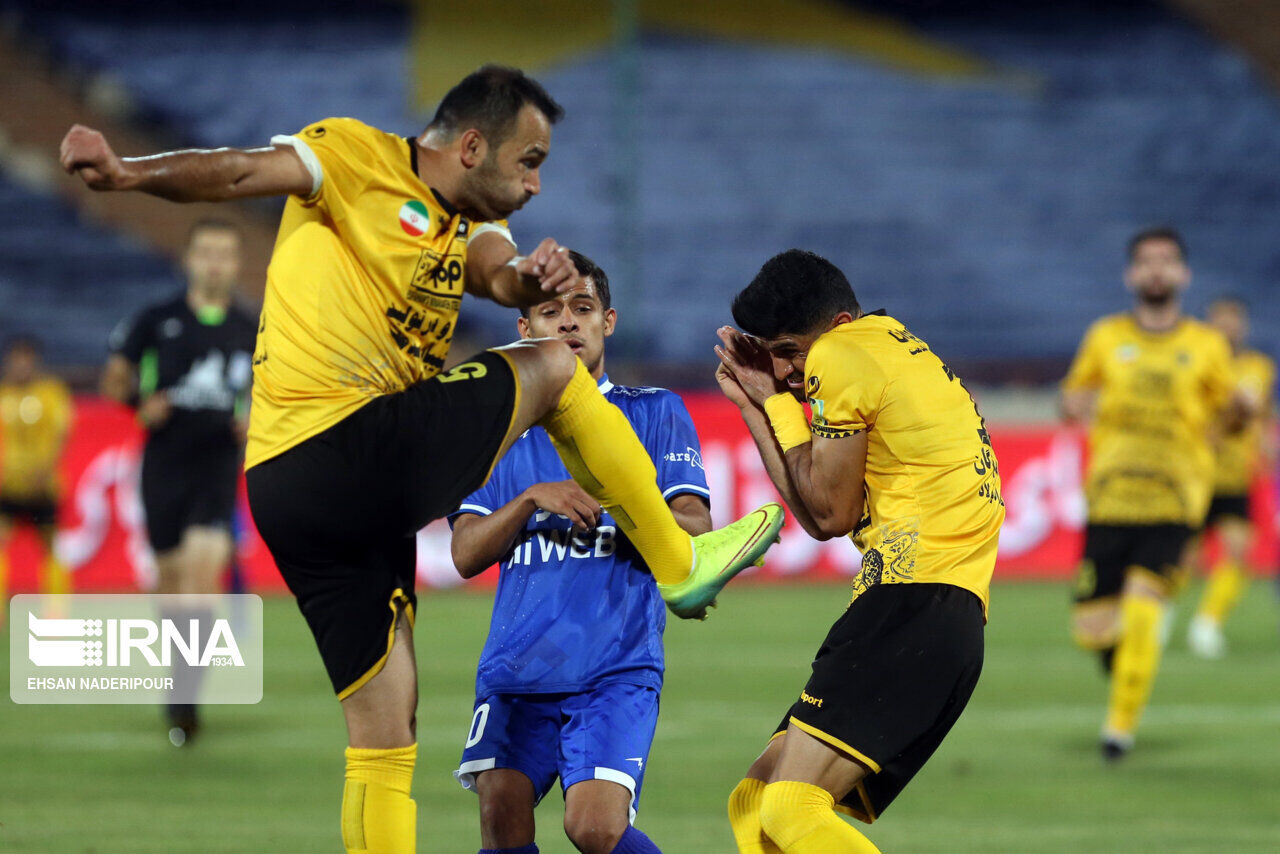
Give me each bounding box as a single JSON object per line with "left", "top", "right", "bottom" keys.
{"left": 454, "top": 682, "right": 660, "bottom": 821}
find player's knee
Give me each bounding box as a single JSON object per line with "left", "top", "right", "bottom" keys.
{"left": 563, "top": 810, "right": 625, "bottom": 854}
{"left": 477, "top": 791, "right": 533, "bottom": 846}
{"left": 728, "top": 777, "right": 759, "bottom": 820}
{"left": 531, "top": 337, "right": 578, "bottom": 390}
{"left": 758, "top": 781, "right": 804, "bottom": 842}
{"left": 1123, "top": 567, "right": 1169, "bottom": 601}
{"left": 1071, "top": 601, "right": 1119, "bottom": 650}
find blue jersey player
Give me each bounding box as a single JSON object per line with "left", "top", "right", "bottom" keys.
{"left": 449, "top": 251, "right": 712, "bottom": 854}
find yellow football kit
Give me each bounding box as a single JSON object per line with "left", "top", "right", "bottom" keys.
{"left": 247, "top": 117, "right": 513, "bottom": 469}
{"left": 804, "top": 314, "right": 1006, "bottom": 614}
{"left": 1213, "top": 349, "right": 1275, "bottom": 496}
{"left": 0, "top": 376, "right": 71, "bottom": 501}
{"left": 1062, "top": 314, "right": 1235, "bottom": 527}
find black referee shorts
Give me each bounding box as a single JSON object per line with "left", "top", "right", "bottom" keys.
{"left": 140, "top": 443, "right": 241, "bottom": 552}
{"left": 772, "top": 583, "right": 985, "bottom": 824}
{"left": 246, "top": 350, "right": 518, "bottom": 698}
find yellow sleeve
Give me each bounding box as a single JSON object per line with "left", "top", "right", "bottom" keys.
{"left": 279, "top": 118, "right": 379, "bottom": 212}
{"left": 805, "top": 335, "right": 886, "bottom": 438}
{"left": 55, "top": 382, "right": 73, "bottom": 436}
{"left": 1252, "top": 356, "right": 1276, "bottom": 409}
{"left": 1062, "top": 321, "right": 1107, "bottom": 392}
{"left": 1201, "top": 332, "right": 1236, "bottom": 411}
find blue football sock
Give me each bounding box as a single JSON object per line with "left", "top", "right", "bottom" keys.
{"left": 610, "top": 826, "right": 661, "bottom": 854}
{"left": 479, "top": 846, "right": 538, "bottom": 854}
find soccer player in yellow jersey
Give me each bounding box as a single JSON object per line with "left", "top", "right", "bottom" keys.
{"left": 714, "top": 250, "right": 1004, "bottom": 854}
{"left": 1187, "top": 297, "right": 1276, "bottom": 658}
{"left": 1061, "top": 227, "right": 1252, "bottom": 761}
{"left": 60, "top": 65, "right": 782, "bottom": 854}
{"left": 0, "top": 336, "right": 73, "bottom": 612}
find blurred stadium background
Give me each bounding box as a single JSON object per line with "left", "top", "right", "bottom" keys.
{"left": 1, "top": 0, "right": 1278, "bottom": 851}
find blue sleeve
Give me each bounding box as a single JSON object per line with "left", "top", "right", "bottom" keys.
{"left": 645, "top": 391, "right": 711, "bottom": 505}
{"left": 447, "top": 458, "right": 507, "bottom": 528}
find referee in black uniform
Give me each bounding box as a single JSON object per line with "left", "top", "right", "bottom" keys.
{"left": 101, "top": 218, "right": 256, "bottom": 745}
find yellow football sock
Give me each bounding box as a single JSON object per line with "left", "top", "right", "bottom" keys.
{"left": 1197, "top": 560, "right": 1247, "bottom": 624}
{"left": 728, "top": 778, "right": 782, "bottom": 854}
{"left": 342, "top": 744, "right": 417, "bottom": 854}
{"left": 541, "top": 359, "right": 693, "bottom": 584}
{"left": 1104, "top": 595, "right": 1165, "bottom": 737}
{"left": 759, "top": 780, "right": 880, "bottom": 854}
{"left": 41, "top": 556, "right": 70, "bottom": 596}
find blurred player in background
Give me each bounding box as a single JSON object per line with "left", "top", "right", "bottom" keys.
{"left": 716, "top": 250, "right": 1003, "bottom": 854}
{"left": 101, "top": 218, "right": 256, "bottom": 746}
{"left": 0, "top": 335, "right": 73, "bottom": 612}
{"left": 449, "top": 251, "right": 711, "bottom": 854}
{"left": 1061, "top": 227, "right": 1253, "bottom": 760}
{"left": 63, "top": 65, "right": 780, "bottom": 854}
{"left": 1186, "top": 297, "right": 1276, "bottom": 658}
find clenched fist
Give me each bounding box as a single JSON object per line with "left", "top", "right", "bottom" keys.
{"left": 60, "top": 124, "right": 134, "bottom": 191}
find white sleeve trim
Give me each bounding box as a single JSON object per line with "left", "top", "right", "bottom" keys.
{"left": 454, "top": 503, "right": 493, "bottom": 517}
{"left": 270, "top": 134, "right": 323, "bottom": 197}
{"left": 469, "top": 221, "right": 516, "bottom": 247}
{"left": 662, "top": 484, "right": 711, "bottom": 500}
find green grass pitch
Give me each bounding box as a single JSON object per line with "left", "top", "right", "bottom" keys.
{"left": 3, "top": 580, "right": 1279, "bottom": 853}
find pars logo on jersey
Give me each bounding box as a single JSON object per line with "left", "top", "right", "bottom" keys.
{"left": 663, "top": 447, "right": 704, "bottom": 470}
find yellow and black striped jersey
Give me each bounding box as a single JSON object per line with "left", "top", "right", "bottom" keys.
{"left": 1213, "top": 349, "right": 1275, "bottom": 495}
{"left": 1062, "top": 314, "right": 1234, "bottom": 526}
{"left": 805, "top": 314, "right": 1005, "bottom": 616}
{"left": 0, "top": 376, "right": 71, "bottom": 499}
{"left": 247, "top": 117, "right": 513, "bottom": 469}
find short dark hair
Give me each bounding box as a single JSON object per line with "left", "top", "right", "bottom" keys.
{"left": 1127, "top": 226, "right": 1186, "bottom": 261}
{"left": 520, "top": 250, "right": 611, "bottom": 318}
{"left": 186, "top": 217, "right": 242, "bottom": 247}
{"left": 3, "top": 334, "right": 42, "bottom": 356}
{"left": 429, "top": 65, "right": 564, "bottom": 144}
{"left": 732, "top": 249, "right": 859, "bottom": 339}
{"left": 1209, "top": 294, "right": 1248, "bottom": 313}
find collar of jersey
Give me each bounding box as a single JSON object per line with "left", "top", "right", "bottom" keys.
{"left": 404, "top": 136, "right": 462, "bottom": 219}
{"left": 1126, "top": 313, "right": 1187, "bottom": 338}
{"left": 598, "top": 374, "right": 613, "bottom": 394}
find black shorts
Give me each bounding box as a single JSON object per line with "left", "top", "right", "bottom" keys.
{"left": 1072, "top": 523, "right": 1192, "bottom": 603}
{"left": 140, "top": 442, "right": 241, "bottom": 552}
{"left": 246, "top": 350, "right": 518, "bottom": 698}
{"left": 772, "top": 583, "right": 985, "bottom": 824}
{"left": 0, "top": 493, "right": 58, "bottom": 528}
{"left": 1205, "top": 493, "right": 1251, "bottom": 527}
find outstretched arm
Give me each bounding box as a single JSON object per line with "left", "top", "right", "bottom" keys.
{"left": 465, "top": 232, "right": 583, "bottom": 307}
{"left": 60, "top": 124, "right": 313, "bottom": 202}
